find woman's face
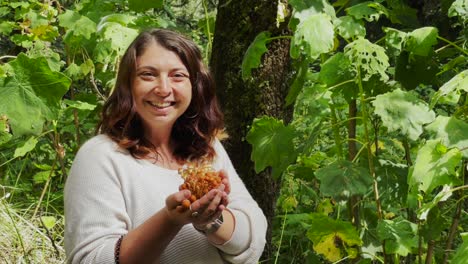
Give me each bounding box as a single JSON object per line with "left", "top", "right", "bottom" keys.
{"left": 132, "top": 41, "right": 192, "bottom": 132}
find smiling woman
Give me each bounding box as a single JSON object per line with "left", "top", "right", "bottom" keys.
{"left": 63, "top": 28, "right": 267, "bottom": 264}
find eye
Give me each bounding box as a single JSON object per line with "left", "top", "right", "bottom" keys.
{"left": 171, "top": 72, "right": 189, "bottom": 81}
{"left": 139, "top": 71, "right": 156, "bottom": 80}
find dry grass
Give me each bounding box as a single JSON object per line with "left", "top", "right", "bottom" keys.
{"left": 0, "top": 192, "right": 65, "bottom": 264}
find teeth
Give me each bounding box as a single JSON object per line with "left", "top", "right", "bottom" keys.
{"left": 149, "top": 101, "right": 171, "bottom": 108}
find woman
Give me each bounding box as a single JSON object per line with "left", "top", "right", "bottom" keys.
{"left": 64, "top": 28, "right": 267, "bottom": 264}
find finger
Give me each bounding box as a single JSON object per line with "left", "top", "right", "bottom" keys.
{"left": 190, "top": 188, "right": 218, "bottom": 212}
{"left": 166, "top": 190, "right": 191, "bottom": 209}
{"left": 219, "top": 170, "right": 231, "bottom": 194}
{"left": 204, "top": 191, "right": 223, "bottom": 217}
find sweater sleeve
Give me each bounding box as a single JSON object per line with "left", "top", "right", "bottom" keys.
{"left": 64, "top": 136, "right": 130, "bottom": 264}
{"left": 212, "top": 140, "right": 268, "bottom": 264}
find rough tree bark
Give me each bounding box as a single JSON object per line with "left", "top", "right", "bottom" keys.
{"left": 210, "top": 0, "right": 292, "bottom": 261}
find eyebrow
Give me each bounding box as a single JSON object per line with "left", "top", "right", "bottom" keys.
{"left": 136, "top": 66, "right": 189, "bottom": 73}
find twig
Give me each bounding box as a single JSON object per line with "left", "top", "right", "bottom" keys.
{"left": 38, "top": 213, "right": 60, "bottom": 258}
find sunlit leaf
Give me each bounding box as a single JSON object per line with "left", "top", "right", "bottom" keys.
{"left": 289, "top": 0, "right": 336, "bottom": 22}
{"left": 377, "top": 217, "right": 417, "bottom": 256}
{"left": 246, "top": 116, "right": 297, "bottom": 179}
{"left": 425, "top": 115, "right": 468, "bottom": 158}
{"left": 418, "top": 185, "right": 452, "bottom": 220}
{"left": 346, "top": 1, "right": 388, "bottom": 22}
{"left": 33, "top": 170, "right": 52, "bottom": 184}
{"left": 335, "top": 16, "right": 366, "bottom": 40}
{"left": 241, "top": 31, "right": 271, "bottom": 80}
{"left": 372, "top": 89, "right": 435, "bottom": 141}
{"left": 448, "top": 0, "right": 468, "bottom": 18}
{"left": 40, "top": 216, "right": 57, "bottom": 229}
{"left": 315, "top": 160, "right": 372, "bottom": 200}
{"left": 344, "top": 37, "right": 389, "bottom": 81}
{"left": 404, "top": 27, "right": 438, "bottom": 57}
{"left": 58, "top": 10, "right": 96, "bottom": 39}
{"left": 291, "top": 13, "right": 334, "bottom": 59}
{"left": 408, "top": 140, "right": 462, "bottom": 194}
{"left": 97, "top": 22, "right": 139, "bottom": 56}
{"left": 431, "top": 70, "right": 468, "bottom": 106}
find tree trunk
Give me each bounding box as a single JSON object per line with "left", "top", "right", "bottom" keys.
{"left": 210, "top": 0, "right": 291, "bottom": 261}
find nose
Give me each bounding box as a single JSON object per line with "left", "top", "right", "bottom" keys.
{"left": 154, "top": 75, "right": 171, "bottom": 96}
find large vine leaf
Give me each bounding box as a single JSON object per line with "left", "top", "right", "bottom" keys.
{"left": 241, "top": 31, "right": 271, "bottom": 80}
{"left": 58, "top": 10, "right": 96, "bottom": 40}
{"left": 335, "top": 16, "right": 366, "bottom": 40}
{"left": 408, "top": 140, "right": 462, "bottom": 194}
{"left": 372, "top": 89, "right": 435, "bottom": 141}
{"left": 128, "top": 0, "right": 164, "bottom": 12}
{"left": 425, "top": 115, "right": 468, "bottom": 158}
{"left": 452, "top": 232, "right": 468, "bottom": 264}
{"left": 315, "top": 160, "right": 372, "bottom": 201}
{"left": 448, "top": 0, "right": 468, "bottom": 18}
{"left": 0, "top": 54, "right": 71, "bottom": 136}
{"left": 291, "top": 13, "right": 334, "bottom": 59}
{"left": 404, "top": 27, "right": 438, "bottom": 57}
{"left": 307, "top": 213, "right": 362, "bottom": 262}
{"left": 319, "top": 52, "right": 357, "bottom": 101}
{"left": 344, "top": 37, "right": 389, "bottom": 81}
{"left": 431, "top": 69, "right": 468, "bottom": 106}
{"left": 377, "top": 217, "right": 418, "bottom": 256}
{"left": 418, "top": 185, "right": 453, "bottom": 220}
{"left": 246, "top": 116, "right": 297, "bottom": 179}
{"left": 346, "top": 1, "right": 388, "bottom": 22}
{"left": 97, "top": 22, "right": 139, "bottom": 56}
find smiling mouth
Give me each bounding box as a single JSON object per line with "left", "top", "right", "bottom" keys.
{"left": 147, "top": 101, "right": 174, "bottom": 108}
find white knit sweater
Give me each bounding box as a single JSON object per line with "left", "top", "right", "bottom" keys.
{"left": 64, "top": 135, "right": 267, "bottom": 264}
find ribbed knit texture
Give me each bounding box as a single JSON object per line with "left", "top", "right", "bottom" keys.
{"left": 64, "top": 135, "right": 267, "bottom": 264}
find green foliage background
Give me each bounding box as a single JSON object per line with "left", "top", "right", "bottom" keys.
{"left": 0, "top": 0, "right": 467, "bottom": 263}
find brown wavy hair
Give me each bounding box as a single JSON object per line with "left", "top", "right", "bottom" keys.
{"left": 98, "top": 28, "right": 224, "bottom": 162}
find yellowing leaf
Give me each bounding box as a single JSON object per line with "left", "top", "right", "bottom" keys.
{"left": 313, "top": 233, "right": 342, "bottom": 262}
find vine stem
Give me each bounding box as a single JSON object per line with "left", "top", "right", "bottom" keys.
{"left": 436, "top": 36, "right": 468, "bottom": 56}
{"left": 356, "top": 67, "right": 382, "bottom": 218}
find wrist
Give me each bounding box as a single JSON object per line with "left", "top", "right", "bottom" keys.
{"left": 193, "top": 213, "right": 224, "bottom": 234}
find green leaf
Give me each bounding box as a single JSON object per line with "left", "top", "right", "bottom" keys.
{"left": 344, "top": 37, "right": 389, "bottom": 81}
{"left": 58, "top": 10, "right": 96, "bottom": 39}
{"left": 372, "top": 89, "right": 435, "bottom": 141}
{"left": 241, "top": 31, "right": 271, "bottom": 80}
{"left": 307, "top": 213, "right": 362, "bottom": 262}
{"left": 335, "top": 16, "right": 366, "bottom": 40}
{"left": 377, "top": 217, "right": 418, "bottom": 256}
{"left": 40, "top": 216, "right": 57, "bottom": 229}
{"left": 448, "top": 0, "right": 468, "bottom": 18}
{"left": 418, "top": 185, "right": 452, "bottom": 220}
{"left": 33, "top": 170, "right": 52, "bottom": 184}
{"left": 285, "top": 59, "right": 310, "bottom": 106}
{"left": 384, "top": 27, "right": 407, "bottom": 55}
{"left": 98, "top": 22, "right": 139, "bottom": 56}
{"left": 404, "top": 27, "right": 438, "bottom": 57}
{"left": 346, "top": 1, "right": 388, "bottom": 22}
{"left": 289, "top": 0, "right": 336, "bottom": 22}
{"left": 319, "top": 52, "right": 357, "bottom": 101}
{"left": 315, "top": 160, "right": 372, "bottom": 200}
{"left": 128, "top": 0, "right": 164, "bottom": 12}
{"left": 291, "top": 13, "right": 334, "bottom": 59}
{"left": 0, "top": 54, "right": 71, "bottom": 136}
{"left": 431, "top": 70, "right": 468, "bottom": 106}
{"left": 63, "top": 99, "right": 97, "bottom": 111}
{"left": 246, "top": 116, "right": 297, "bottom": 179}
{"left": 409, "top": 140, "right": 462, "bottom": 194}
{"left": 13, "top": 136, "right": 38, "bottom": 158}
{"left": 452, "top": 232, "right": 468, "bottom": 264}
{"left": 425, "top": 115, "right": 468, "bottom": 158}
